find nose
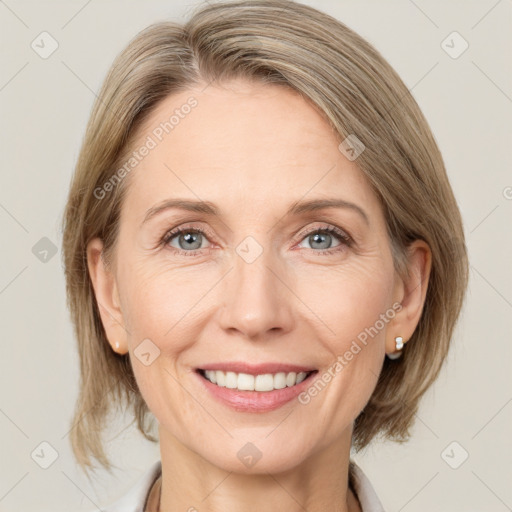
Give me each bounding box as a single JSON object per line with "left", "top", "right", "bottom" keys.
{"left": 218, "top": 244, "right": 295, "bottom": 341}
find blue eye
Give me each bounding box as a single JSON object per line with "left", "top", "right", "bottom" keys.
{"left": 297, "top": 226, "right": 351, "bottom": 255}
{"left": 163, "top": 228, "right": 211, "bottom": 255}
{"left": 161, "top": 224, "right": 351, "bottom": 257}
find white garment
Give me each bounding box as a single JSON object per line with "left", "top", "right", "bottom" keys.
{"left": 101, "top": 459, "right": 386, "bottom": 511}
{"left": 350, "top": 460, "right": 387, "bottom": 511}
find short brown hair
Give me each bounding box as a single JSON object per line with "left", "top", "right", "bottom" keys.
{"left": 62, "top": 0, "right": 469, "bottom": 471}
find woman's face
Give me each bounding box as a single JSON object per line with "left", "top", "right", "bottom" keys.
{"left": 94, "top": 79, "right": 408, "bottom": 473}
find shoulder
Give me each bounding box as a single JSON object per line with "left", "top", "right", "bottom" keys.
{"left": 99, "top": 460, "right": 162, "bottom": 512}
{"left": 349, "top": 459, "right": 386, "bottom": 512}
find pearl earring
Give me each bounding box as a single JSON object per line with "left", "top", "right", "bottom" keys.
{"left": 386, "top": 336, "right": 404, "bottom": 360}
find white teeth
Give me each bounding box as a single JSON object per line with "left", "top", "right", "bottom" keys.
{"left": 202, "top": 370, "right": 312, "bottom": 391}
{"left": 255, "top": 374, "right": 274, "bottom": 392}
{"left": 215, "top": 370, "right": 225, "bottom": 387}
{"left": 273, "top": 372, "right": 287, "bottom": 389}
{"left": 237, "top": 373, "right": 255, "bottom": 390}
{"left": 286, "top": 372, "right": 297, "bottom": 387}
{"left": 296, "top": 372, "right": 308, "bottom": 384}
{"left": 225, "top": 371, "right": 238, "bottom": 389}
{"left": 205, "top": 370, "right": 217, "bottom": 384}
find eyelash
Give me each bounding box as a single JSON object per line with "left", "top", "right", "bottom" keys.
{"left": 161, "top": 223, "right": 352, "bottom": 258}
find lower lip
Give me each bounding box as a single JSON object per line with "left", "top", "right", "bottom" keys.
{"left": 195, "top": 370, "right": 318, "bottom": 413}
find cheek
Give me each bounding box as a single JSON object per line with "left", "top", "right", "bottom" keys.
{"left": 294, "top": 260, "right": 394, "bottom": 418}
{"left": 118, "top": 243, "right": 395, "bottom": 355}
{"left": 117, "top": 257, "right": 209, "bottom": 343}
{"left": 297, "top": 258, "right": 395, "bottom": 349}
{"left": 117, "top": 263, "right": 203, "bottom": 427}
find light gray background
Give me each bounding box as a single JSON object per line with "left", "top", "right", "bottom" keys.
{"left": 1, "top": 1, "right": 511, "bottom": 511}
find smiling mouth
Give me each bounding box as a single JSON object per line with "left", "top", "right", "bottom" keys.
{"left": 197, "top": 369, "right": 317, "bottom": 392}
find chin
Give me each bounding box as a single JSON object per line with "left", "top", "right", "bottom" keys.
{"left": 197, "top": 435, "right": 315, "bottom": 475}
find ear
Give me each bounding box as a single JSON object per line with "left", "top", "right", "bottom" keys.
{"left": 87, "top": 238, "right": 128, "bottom": 355}
{"left": 387, "top": 240, "right": 432, "bottom": 356}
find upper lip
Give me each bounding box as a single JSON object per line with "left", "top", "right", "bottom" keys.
{"left": 197, "top": 362, "right": 317, "bottom": 375}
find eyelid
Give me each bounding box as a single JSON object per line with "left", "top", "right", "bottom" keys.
{"left": 294, "top": 222, "right": 352, "bottom": 244}
{"left": 161, "top": 221, "right": 214, "bottom": 240}
{"left": 160, "top": 223, "right": 216, "bottom": 248}
{"left": 160, "top": 221, "right": 353, "bottom": 255}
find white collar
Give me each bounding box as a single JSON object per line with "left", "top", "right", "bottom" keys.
{"left": 350, "top": 460, "right": 386, "bottom": 511}
{"left": 102, "top": 459, "right": 385, "bottom": 511}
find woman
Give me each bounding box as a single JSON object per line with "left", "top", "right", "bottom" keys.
{"left": 62, "top": 1, "right": 468, "bottom": 510}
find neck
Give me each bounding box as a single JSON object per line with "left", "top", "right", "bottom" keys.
{"left": 156, "top": 427, "right": 360, "bottom": 512}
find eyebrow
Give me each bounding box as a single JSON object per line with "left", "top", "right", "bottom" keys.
{"left": 142, "top": 198, "right": 369, "bottom": 226}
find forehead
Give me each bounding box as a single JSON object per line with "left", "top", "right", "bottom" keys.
{"left": 122, "top": 79, "right": 376, "bottom": 219}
